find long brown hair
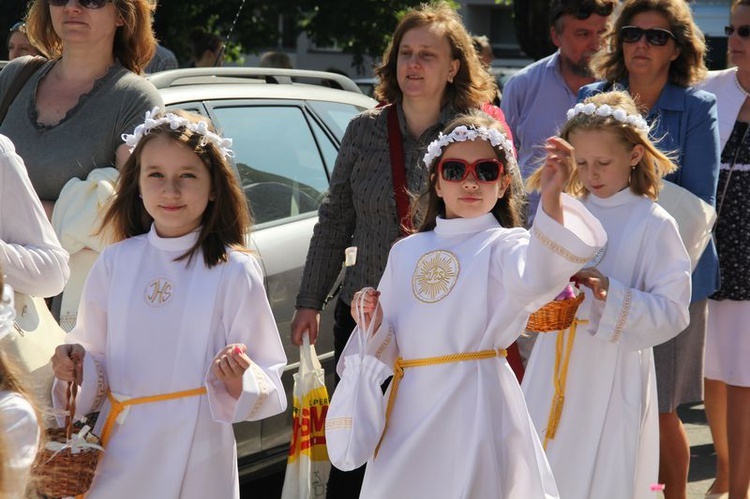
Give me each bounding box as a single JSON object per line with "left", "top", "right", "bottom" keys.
{"left": 26, "top": 0, "right": 157, "bottom": 74}
{"left": 412, "top": 109, "right": 525, "bottom": 232}
{"left": 527, "top": 91, "right": 677, "bottom": 200}
{"left": 591, "top": 0, "right": 707, "bottom": 87}
{"left": 100, "top": 109, "right": 252, "bottom": 267}
{"left": 374, "top": 1, "right": 496, "bottom": 109}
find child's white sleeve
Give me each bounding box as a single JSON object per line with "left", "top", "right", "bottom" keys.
{"left": 205, "top": 255, "right": 287, "bottom": 424}
{"left": 0, "top": 138, "right": 69, "bottom": 298}
{"left": 51, "top": 252, "right": 111, "bottom": 424}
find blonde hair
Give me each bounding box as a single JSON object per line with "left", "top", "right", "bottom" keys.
{"left": 374, "top": 2, "right": 497, "bottom": 109}
{"left": 591, "top": 0, "right": 707, "bottom": 87}
{"left": 100, "top": 109, "right": 252, "bottom": 267}
{"left": 528, "top": 91, "right": 677, "bottom": 200}
{"left": 26, "top": 0, "right": 157, "bottom": 74}
{"left": 412, "top": 109, "right": 525, "bottom": 232}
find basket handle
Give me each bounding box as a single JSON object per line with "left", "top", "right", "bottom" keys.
{"left": 64, "top": 380, "right": 79, "bottom": 440}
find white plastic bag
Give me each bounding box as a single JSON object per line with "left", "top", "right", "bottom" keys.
{"left": 280, "top": 334, "right": 330, "bottom": 499}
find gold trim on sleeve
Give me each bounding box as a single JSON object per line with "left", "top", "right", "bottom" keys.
{"left": 532, "top": 227, "right": 590, "bottom": 264}
{"left": 610, "top": 290, "right": 632, "bottom": 343}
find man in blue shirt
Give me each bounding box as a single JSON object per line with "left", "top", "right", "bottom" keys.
{"left": 501, "top": 0, "right": 616, "bottom": 223}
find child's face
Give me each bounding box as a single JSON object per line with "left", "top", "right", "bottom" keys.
{"left": 568, "top": 128, "right": 643, "bottom": 199}
{"left": 435, "top": 139, "right": 510, "bottom": 220}
{"left": 138, "top": 134, "right": 214, "bottom": 238}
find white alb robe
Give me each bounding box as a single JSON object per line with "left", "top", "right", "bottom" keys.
{"left": 523, "top": 190, "right": 691, "bottom": 499}
{"left": 0, "top": 391, "right": 40, "bottom": 498}
{"left": 337, "top": 196, "right": 606, "bottom": 499}
{"left": 52, "top": 226, "right": 287, "bottom": 499}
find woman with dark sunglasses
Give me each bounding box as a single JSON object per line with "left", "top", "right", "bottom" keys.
{"left": 696, "top": 2, "right": 750, "bottom": 498}
{"left": 0, "top": 0, "right": 162, "bottom": 327}
{"left": 6, "top": 21, "right": 43, "bottom": 60}
{"left": 580, "top": 1, "right": 721, "bottom": 498}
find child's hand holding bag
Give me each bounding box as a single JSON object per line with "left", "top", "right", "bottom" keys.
{"left": 325, "top": 288, "right": 396, "bottom": 471}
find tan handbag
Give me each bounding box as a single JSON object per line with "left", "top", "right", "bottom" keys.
{"left": 0, "top": 293, "right": 66, "bottom": 415}
{"left": 656, "top": 181, "right": 717, "bottom": 272}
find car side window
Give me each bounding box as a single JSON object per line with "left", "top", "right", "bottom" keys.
{"left": 213, "top": 106, "right": 330, "bottom": 225}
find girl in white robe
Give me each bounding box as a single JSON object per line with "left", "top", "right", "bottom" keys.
{"left": 522, "top": 91, "right": 692, "bottom": 499}
{"left": 50, "top": 109, "right": 287, "bottom": 499}
{"left": 325, "top": 110, "right": 607, "bottom": 498}
{"left": 0, "top": 280, "right": 42, "bottom": 499}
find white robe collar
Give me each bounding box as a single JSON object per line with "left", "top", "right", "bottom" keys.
{"left": 586, "top": 188, "right": 639, "bottom": 208}
{"left": 147, "top": 224, "right": 201, "bottom": 252}
{"left": 434, "top": 213, "right": 500, "bottom": 237}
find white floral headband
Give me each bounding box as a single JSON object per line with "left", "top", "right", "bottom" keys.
{"left": 423, "top": 125, "right": 516, "bottom": 169}
{"left": 122, "top": 107, "right": 235, "bottom": 159}
{"left": 565, "top": 102, "right": 650, "bottom": 133}
{"left": 0, "top": 284, "right": 16, "bottom": 341}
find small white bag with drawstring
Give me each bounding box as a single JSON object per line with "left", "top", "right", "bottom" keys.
{"left": 325, "top": 288, "right": 397, "bottom": 471}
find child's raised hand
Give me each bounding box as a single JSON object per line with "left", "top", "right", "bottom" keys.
{"left": 51, "top": 344, "right": 86, "bottom": 383}
{"left": 350, "top": 288, "right": 382, "bottom": 335}
{"left": 213, "top": 344, "right": 251, "bottom": 399}
{"left": 573, "top": 268, "right": 610, "bottom": 301}
{"left": 540, "top": 136, "right": 576, "bottom": 224}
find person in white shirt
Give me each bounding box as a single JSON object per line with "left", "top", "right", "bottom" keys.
{"left": 523, "top": 90, "right": 692, "bottom": 499}
{"left": 326, "top": 109, "right": 607, "bottom": 498}
{"left": 50, "top": 109, "right": 287, "bottom": 499}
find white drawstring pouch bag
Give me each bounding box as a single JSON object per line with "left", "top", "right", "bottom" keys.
{"left": 325, "top": 290, "right": 395, "bottom": 471}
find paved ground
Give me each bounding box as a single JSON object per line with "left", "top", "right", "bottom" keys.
{"left": 244, "top": 402, "right": 719, "bottom": 498}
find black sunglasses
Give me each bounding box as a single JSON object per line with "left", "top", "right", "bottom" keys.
{"left": 551, "top": 0, "right": 615, "bottom": 23}
{"left": 621, "top": 26, "right": 677, "bottom": 46}
{"left": 438, "top": 158, "right": 504, "bottom": 183}
{"left": 726, "top": 25, "right": 750, "bottom": 38}
{"left": 47, "top": 0, "right": 112, "bottom": 9}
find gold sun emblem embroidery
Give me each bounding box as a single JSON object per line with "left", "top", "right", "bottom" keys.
{"left": 412, "top": 250, "right": 459, "bottom": 303}
{"left": 144, "top": 276, "right": 173, "bottom": 307}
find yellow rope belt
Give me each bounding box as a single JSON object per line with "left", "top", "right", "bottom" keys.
{"left": 374, "top": 348, "right": 508, "bottom": 458}
{"left": 75, "top": 387, "right": 207, "bottom": 499}
{"left": 543, "top": 319, "right": 587, "bottom": 449}
{"left": 100, "top": 387, "right": 207, "bottom": 447}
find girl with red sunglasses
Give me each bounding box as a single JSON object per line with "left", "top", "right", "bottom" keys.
{"left": 325, "top": 109, "right": 607, "bottom": 498}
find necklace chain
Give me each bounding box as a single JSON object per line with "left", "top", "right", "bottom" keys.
{"left": 735, "top": 70, "right": 750, "bottom": 100}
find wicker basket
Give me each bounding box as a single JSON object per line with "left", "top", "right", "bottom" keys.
{"left": 34, "top": 382, "right": 102, "bottom": 498}
{"left": 526, "top": 291, "right": 585, "bottom": 333}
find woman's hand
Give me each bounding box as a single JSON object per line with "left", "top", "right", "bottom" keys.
{"left": 291, "top": 308, "right": 320, "bottom": 346}
{"left": 540, "top": 136, "right": 575, "bottom": 224}
{"left": 573, "top": 267, "right": 610, "bottom": 301}
{"left": 351, "top": 288, "right": 382, "bottom": 334}
{"left": 213, "top": 344, "right": 251, "bottom": 399}
{"left": 51, "top": 344, "right": 86, "bottom": 383}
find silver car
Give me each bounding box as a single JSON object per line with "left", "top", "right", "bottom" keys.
{"left": 148, "top": 67, "right": 376, "bottom": 479}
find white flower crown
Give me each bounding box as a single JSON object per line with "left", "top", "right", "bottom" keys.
{"left": 565, "top": 102, "right": 650, "bottom": 133}
{"left": 423, "top": 125, "right": 516, "bottom": 169}
{"left": 122, "top": 107, "right": 235, "bottom": 159}
{"left": 0, "top": 284, "right": 16, "bottom": 341}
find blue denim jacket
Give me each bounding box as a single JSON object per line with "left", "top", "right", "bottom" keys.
{"left": 579, "top": 81, "right": 721, "bottom": 303}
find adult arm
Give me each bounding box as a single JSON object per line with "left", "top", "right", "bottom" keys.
{"left": 292, "top": 114, "right": 364, "bottom": 343}
{"left": 0, "top": 136, "right": 69, "bottom": 297}
{"left": 676, "top": 92, "right": 720, "bottom": 207}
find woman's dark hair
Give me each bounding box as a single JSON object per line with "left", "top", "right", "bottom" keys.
{"left": 591, "top": 0, "right": 707, "bottom": 87}
{"left": 100, "top": 109, "right": 252, "bottom": 268}
{"left": 374, "top": 1, "right": 496, "bottom": 110}
{"left": 411, "top": 109, "right": 524, "bottom": 232}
